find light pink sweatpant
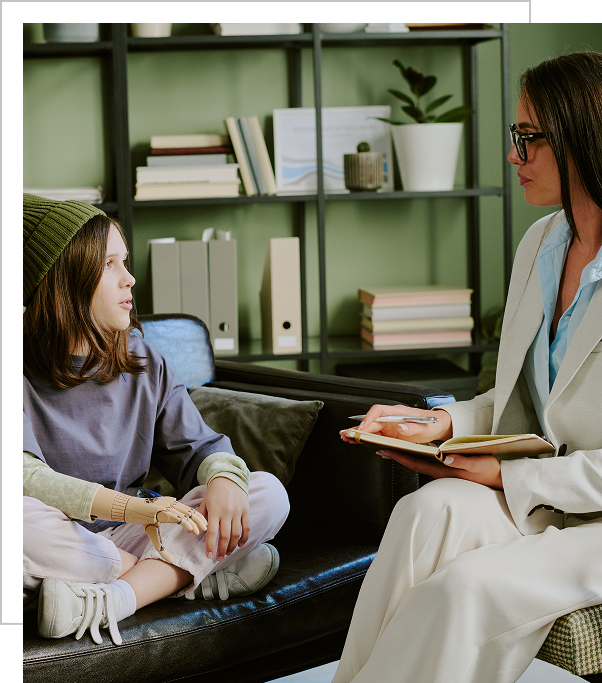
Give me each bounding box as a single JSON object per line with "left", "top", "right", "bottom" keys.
{"left": 23, "top": 471, "right": 289, "bottom": 601}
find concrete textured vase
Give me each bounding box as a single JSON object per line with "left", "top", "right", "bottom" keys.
{"left": 344, "top": 152, "right": 384, "bottom": 192}
{"left": 391, "top": 122, "right": 463, "bottom": 191}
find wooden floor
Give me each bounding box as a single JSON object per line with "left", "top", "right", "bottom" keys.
{"left": 268, "top": 658, "right": 587, "bottom": 683}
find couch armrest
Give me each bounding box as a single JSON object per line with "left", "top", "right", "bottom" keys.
{"left": 210, "top": 361, "right": 455, "bottom": 546}
{"left": 214, "top": 360, "right": 455, "bottom": 409}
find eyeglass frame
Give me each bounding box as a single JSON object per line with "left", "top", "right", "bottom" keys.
{"left": 509, "top": 123, "right": 549, "bottom": 162}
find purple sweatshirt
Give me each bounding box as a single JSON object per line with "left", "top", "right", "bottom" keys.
{"left": 23, "top": 335, "right": 234, "bottom": 532}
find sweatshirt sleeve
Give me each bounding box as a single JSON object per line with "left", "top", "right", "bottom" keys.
{"left": 23, "top": 451, "right": 101, "bottom": 522}
{"left": 196, "top": 452, "right": 250, "bottom": 494}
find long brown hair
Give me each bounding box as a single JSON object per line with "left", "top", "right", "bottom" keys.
{"left": 519, "top": 51, "right": 602, "bottom": 238}
{"left": 23, "top": 215, "right": 146, "bottom": 388}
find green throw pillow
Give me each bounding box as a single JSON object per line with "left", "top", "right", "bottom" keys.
{"left": 143, "top": 386, "right": 323, "bottom": 495}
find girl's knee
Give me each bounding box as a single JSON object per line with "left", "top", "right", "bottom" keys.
{"left": 249, "top": 471, "right": 290, "bottom": 523}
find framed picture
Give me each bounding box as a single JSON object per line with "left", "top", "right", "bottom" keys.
{"left": 273, "top": 106, "right": 394, "bottom": 194}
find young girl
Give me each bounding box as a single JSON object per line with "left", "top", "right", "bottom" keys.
{"left": 23, "top": 193, "right": 289, "bottom": 646}
{"left": 335, "top": 51, "right": 602, "bottom": 683}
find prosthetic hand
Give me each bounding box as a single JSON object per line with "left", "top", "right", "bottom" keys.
{"left": 91, "top": 487, "right": 207, "bottom": 563}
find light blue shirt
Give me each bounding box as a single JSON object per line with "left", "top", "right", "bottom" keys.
{"left": 524, "top": 218, "right": 602, "bottom": 438}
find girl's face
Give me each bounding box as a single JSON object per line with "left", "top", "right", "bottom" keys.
{"left": 90, "top": 225, "right": 135, "bottom": 332}
{"left": 508, "top": 96, "right": 562, "bottom": 207}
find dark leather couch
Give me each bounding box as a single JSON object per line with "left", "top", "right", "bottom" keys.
{"left": 23, "top": 356, "right": 454, "bottom": 683}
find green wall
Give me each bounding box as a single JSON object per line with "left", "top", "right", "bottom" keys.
{"left": 23, "top": 24, "right": 602, "bottom": 352}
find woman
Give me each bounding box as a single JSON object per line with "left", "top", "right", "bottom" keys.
{"left": 23, "top": 194, "right": 289, "bottom": 646}
{"left": 334, "top": 51, "right": 602, "bottom": 683}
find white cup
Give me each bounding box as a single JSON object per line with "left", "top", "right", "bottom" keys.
{"left": 131, "top": 24, "right": 172, "bottom": 38}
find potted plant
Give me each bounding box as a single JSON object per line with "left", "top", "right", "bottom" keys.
{"left": 377, "top": 61, "right": 474, "bottom": 191}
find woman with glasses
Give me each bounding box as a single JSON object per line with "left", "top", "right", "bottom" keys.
{"left": 332, "top": 51, "right": 602, "bottom": 683}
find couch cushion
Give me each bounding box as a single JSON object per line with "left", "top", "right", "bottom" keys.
{"left": 188, "top": 386, "right": 323, "bottom": 485}
{"left": 23, "top": 543, "right": 375, "bottom": 683}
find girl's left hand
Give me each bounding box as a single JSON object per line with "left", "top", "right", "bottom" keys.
{"left": 198, "top": 477, "right": 251, "bottom": 561}
{"left": 377, "top": 449, "right": 504, "bottom": 490}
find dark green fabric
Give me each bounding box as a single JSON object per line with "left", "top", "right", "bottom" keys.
{"left": 23, "top": 193, "right": 106, "bottom": 305}
{"left": 188, "top": 386, "right": 323, "bottom": 486}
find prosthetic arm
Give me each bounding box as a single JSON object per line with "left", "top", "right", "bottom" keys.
{"left": 91, "top": 487, "right": 207, "bottom": 563}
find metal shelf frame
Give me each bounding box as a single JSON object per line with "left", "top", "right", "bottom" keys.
{"left": 24, "top": 24, "right": 511, "bottom": 374}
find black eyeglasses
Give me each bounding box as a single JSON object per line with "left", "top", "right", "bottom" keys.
{"left": 509, "top": 123, "right": 548, "bottom": 162}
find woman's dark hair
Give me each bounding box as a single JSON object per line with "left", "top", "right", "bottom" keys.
{"left": 23, "top": 214, "right": 146, "bottom": 388}
{"left": 519, "top": 51, "right": 602, "bottom": 238}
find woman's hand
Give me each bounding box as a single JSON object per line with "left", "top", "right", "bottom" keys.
{"left": 377, "top": 449, "right": 504, "bottom": 490}
{"left": 340, "top": 403, "right": 453, "bottom": 444}
{"left": 198, "top": 477, "right": 251, "bottom": 562}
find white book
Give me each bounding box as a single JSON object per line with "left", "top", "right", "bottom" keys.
{"left": 212, "top": 23, "right": 302, "bottom": 36}
{"left": 361, "top": 316, "right": 474, "bottom": 334}
{"left": 363, "top": 303, "right": 472, "bottom": 321}
{"left": 147, "top": 154, "right": 229, "bottom": 167}
{"left": 364, "top": 24, "right": 409, "bottom": 33}
{"left": 150, "top": 134, "right": 230, "bottom": 149}
{"left": 134, "top": 181, "right": 240, "bottom": 200}
{"left": 238, "top": 117, "right": 268, "bottom": 195}
{"left": 248, "top": 115, "right": 277, "bottom": 195}
{"left": 136, "top": 164, "right": 239, "bottom": 184}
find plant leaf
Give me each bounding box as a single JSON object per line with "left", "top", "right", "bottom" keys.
{"left": 436, "top": 106, "right": 475, "bottom": 123}
{"left": 402, "top": 105, "right": 424, "bottom": 123}
{"left": 393, "top": 60, "right": 407, "bottom": 78}
{"left": 373, "top": 116, "right": 404, "bottom": 126}
{"left": 417, "top": 75, "right": 437, "bottom": 97}
{"left": 388, "top": 89, "right": 415, "bottom": 106}
{"left": 425, "top": 94, "right": 452, "bottom": 114}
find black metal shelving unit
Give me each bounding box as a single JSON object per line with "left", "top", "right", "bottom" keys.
{"left": 24, "top": 23, "right": 511, "bottom": 375}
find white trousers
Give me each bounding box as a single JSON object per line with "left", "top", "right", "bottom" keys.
{"left": 23, "top": 471, "right": 289, "bottom": 600}
{"left": 332, "top": 478, "right": 602, "bottom": 683}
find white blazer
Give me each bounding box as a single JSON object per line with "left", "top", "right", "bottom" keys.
{"left": 443, "top": 211, "right": 602, "bottom": 535}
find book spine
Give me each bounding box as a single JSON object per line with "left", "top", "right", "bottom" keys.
{"left": 147, "top": 154, "right": 229, "bottom": 166}
{"left": 362, "top": 316, "right": 474, "bottom": 334}
{"left": 151, "top": 146, "right": 234, "bottom": 156}
{"left": 136, "top": 165, "right": 239, "bottom": 184}
{"left": 151, "top": 134, "right": 229, "bottom": 148}
{"left": 248, "top": 115, "right": 277, "bottom": 195}
{"left": 225, "top": 117, "right": 257, "bottom": 196}
{"left": 134, "top": 181, "right": 240, "bottom": 200}
{"left": 238, "top": 117, "right": 267, "bottom": 195}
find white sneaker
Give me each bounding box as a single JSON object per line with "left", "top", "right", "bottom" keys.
{"left": 187, "top": 543, "right": 280, "bottom": 601}
{"left": 38, "top": 578, "right": 123, "bottom": 645}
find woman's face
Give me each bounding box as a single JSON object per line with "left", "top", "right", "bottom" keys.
{"left": 90, "top": 225, "right": 135, "bottom": 332}
{"left": 508, "top": 97, "right": 562, "bottom": 207}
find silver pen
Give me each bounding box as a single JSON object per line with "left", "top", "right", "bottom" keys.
{"left": 348, "top": 414, "right": 439, "bottom": 424}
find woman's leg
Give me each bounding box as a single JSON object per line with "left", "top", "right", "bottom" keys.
{"left": 333, "top": 479, "right": 602, "bottom": 683}
{"left": 332, "top": 479, "right": 602, "bottom": 683}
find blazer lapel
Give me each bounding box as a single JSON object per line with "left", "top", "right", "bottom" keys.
{"left": 494, "top": 265, "right": 544, "bottom": 423}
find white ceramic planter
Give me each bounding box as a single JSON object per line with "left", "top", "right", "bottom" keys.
{"left": 391, "top": 122, "right": 463, "bottom": 191}
{"left": 131, "top": 24, "right": 172, "bottom": 38}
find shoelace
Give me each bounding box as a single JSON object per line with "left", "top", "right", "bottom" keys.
{"left": 184, "top": 570, "right": 230, "bottom": 601}
{"left": 73, "top": 585, "right": 122, "bottom": 645}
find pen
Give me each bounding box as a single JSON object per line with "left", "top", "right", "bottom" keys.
{"left": 348, "top": 414, "right": 439, "bottom": 424}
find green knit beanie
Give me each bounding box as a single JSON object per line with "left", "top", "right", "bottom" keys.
{"left": 23, "top": 193, "right": 106, "bottom": 305}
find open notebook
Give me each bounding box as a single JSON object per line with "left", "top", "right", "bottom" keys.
{"left": 345, "top": 430, "right": 556, "bottom": 462}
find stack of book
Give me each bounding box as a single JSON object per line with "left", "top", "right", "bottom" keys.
{"left": 211, "top": 24, "right": 302, "bottom": 36}
{"left": 134, "top": 134, "right": 240, "bottom": 200}
{"left": 358, "top": 286, "right": 474, "bottom": 350}
{"left": 224, "top": 115, "right": 277, "bottom": 197}
{"left": 23, "top": 186, "right": 104, "bottom": 204}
